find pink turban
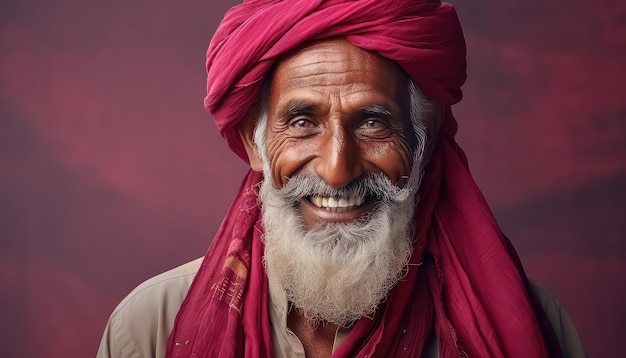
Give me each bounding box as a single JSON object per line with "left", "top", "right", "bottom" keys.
{"left": 167, "top": 1, "right": 564, "bottom": 357}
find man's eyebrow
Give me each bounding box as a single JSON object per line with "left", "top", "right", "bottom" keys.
{"left": 359, "top": 104, "right": 395, "bottom": 118}
{"left": 280, "top": 100, "right": 315, "bottom": 117}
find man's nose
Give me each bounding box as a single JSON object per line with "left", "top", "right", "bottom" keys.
{"left": 314, "top": 126, "right": 364, "bottom": 188}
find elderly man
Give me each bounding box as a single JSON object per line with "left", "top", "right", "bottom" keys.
{"left": 98, "top": 1, "right": 586, "bottom": 357}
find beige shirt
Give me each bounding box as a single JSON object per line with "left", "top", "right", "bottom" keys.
{"left": 97, "top": 258, "right": 587, "bottom": 358}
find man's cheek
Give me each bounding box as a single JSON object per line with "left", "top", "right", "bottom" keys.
{"left": 271, "top": 150, "right": 310, "bottom": 187}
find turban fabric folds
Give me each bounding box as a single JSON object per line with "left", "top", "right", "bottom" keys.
{"left": 167, "top": 0, "right": 564, "bottom": 357}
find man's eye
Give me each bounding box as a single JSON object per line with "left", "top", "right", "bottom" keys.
{"left": 285, "top": 116, "right": 319, "bottom": 137}
{"left": 361, "top": 119, "right": 384, "bottom": 129}
{"left": 356, "top": 118, "right": 394, "bottom": 139}
{"left": 291, "top": 118, "right": 312, "bottom": 127}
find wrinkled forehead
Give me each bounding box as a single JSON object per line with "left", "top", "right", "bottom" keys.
{"left": 271, "top": 37, "right": 407, "bottom": 89}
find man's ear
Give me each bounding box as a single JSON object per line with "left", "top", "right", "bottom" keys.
{"left": 238, "top": 117, "right": 264, "bottom": 172}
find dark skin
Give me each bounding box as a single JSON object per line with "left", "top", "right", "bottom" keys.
{"left": 240, "top": 38, "right": 417, "bottom": 357}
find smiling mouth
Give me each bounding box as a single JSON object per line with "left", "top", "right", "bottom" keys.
{"left": 307, "top": 194, "right": 367, "bottom": 213}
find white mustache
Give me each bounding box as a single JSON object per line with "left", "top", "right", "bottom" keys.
{"left": 273, "top": 173, "right": 412, "bottom": 207}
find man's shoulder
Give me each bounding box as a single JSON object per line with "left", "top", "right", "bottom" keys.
{"left": 528, "top": 281, "right": 588, "bottom": 358}
{"left": 118, "top": 257, "right": 203, "bottom": 308}
{"left": 97, "top": 257, "right": 203, "bottom": 358}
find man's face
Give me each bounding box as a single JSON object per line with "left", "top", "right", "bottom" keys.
{"left": 260, "top": 37, "right": 415, "bottom": 228}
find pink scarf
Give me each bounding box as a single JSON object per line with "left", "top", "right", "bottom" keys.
{"left": 166, "top": 1, "right": 563, "bottom": 356}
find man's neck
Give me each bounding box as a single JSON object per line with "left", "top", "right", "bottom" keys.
{"left": 287, "top": 310, "right": 337, "bottom": 358}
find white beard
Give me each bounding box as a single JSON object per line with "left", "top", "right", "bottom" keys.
{"left": 259, "top": 170, "right": 421, "bottom": 327}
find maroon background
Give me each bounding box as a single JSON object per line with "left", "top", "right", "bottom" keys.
{"left": 1, "top": 0, "right": 624, "bottom": 357}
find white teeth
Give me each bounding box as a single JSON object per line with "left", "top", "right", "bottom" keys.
{"left": 309, "top": 195, "right": 366, "bottom": 210}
